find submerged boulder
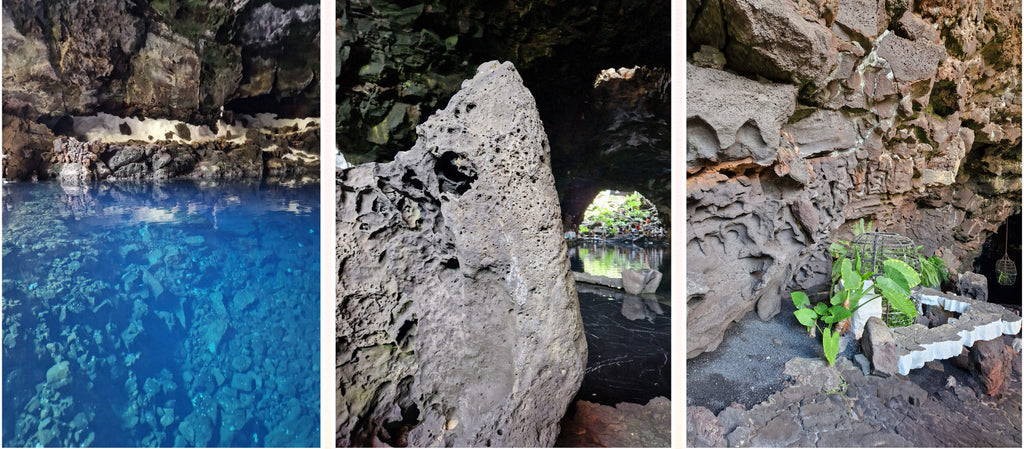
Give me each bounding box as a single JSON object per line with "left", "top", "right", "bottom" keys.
{"left": 337, "top": 61, "right": 587, "bottom": 447}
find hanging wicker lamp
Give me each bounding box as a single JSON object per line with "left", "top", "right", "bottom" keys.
{"left": 996, "top": 219, "right": 1016, "bottom": 286}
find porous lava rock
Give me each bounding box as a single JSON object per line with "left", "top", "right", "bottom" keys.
{"left": 557, "top": 397, "right": 671, "bottom": 447}
{"left": 336, "top": 61, "right": 587, "bottom": 447}
{"left": 338, "top": 1, "right": 671, "bottom": 229}
{"left": 687, "top": 0, "right": 1021, "bottom": 358}
{"left": 1, "top": 1, "right": 319, "bottom": 122}
{"left": 969, "top": 338, "right": 1014, "bottom": 396}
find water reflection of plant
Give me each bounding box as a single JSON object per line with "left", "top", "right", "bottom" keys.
{"left": 575, "top": 244, "right": 660, "bottom": 279}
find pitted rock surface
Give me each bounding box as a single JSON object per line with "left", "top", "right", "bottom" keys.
{"left": 336, "top": 61, "right": 587, "bottom": 447}
{"left": 1, "top": 1, "right": 319, "bottom": 122}
{"left": 686, "top": 64, "right": 798, "bottom": 168}
{"left": 687, "top": 0, "right": 1021, "bottom": 359}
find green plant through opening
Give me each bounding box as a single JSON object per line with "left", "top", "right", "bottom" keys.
{"left": 578, "top": 191, "right": 663, "bottom": 238}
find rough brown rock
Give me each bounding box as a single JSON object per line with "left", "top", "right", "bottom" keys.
{"left": 722, "top": 0, "right": 838, "bottom": 87}
{"left": 1, "top": 116, "right": 56, "bottom": 180}
{"left": 336, "top": 61, "right": 586, "bottom": 447}
{"left": 686, "top": 0, "right": 1021, "bottom": 359}
{"left": 862, "top": 317, "right": 899, "bottom": 377}
{"left": 1, "top": 2, "right": 320, "bottom": 122}
{"left": 687, "top": 405, "right": 726, "bottom": 447}
{"left": 557, "top": 398, "right": 671, "bottom": 448}
{"left": 686, "top": 63, "right": 798, "bottom": 168}
{"left": 957, "top": 271, "right": 989, "bottom": 302}
{"left": 969, "top": 339, "right": 1013, "bottom": 396}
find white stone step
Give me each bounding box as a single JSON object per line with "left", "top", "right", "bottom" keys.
{"left": 890, "top": 288, "right": 1021, "bottom": 375}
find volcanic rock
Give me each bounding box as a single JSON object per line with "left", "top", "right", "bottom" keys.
{"left": 336, "top": 61, "right": 587, "bottom": 447}
{"left": 686, "top": 0, "right": 1021, "bottom": 359}
{"left": 956, "top": 271, "right": 989, "bottom": 302}
{"left": 969, "top": 338, "right": 1013, "bottom": 396}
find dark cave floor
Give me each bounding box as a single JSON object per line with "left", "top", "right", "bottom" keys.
{"left": 687, "top": 305, "right": 1022, "bottom": 447}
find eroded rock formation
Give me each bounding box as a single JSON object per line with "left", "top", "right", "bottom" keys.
{"left": 338, "top": 1, "right": 671, "bottom": 228}
{"left": 2, "top": 1, "right": 321, "bottom": 183}
{"left": 687, "top": 0, "right": 1022, "bottom": 357}
{"left": 337, "top": 61, "right": 587, "bottom": 447}
{"left": 2, "top": 0, "right": 319, "bottom": 122}
{"left": 2, "top": 115, "right": 319, "bottom": 184}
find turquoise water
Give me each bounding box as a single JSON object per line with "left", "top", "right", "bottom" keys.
{"left": 2, "top": 181, "right": 319, "bottom": 447}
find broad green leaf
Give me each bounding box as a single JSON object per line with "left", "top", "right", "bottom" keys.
{"left": 883, "top": 259, "right": 920, "bottom": 289}
{"left": 814, "top": 303, "right": 828, "bottom": 316}
{"left": 848, "top": 289, "right": 865, "bottom": 310}
{"left": 791, "top": 291, "right": 810, "bottom": 309}
{"left": 830, "top": 289, "right": 847, "bottom": 305}
{"left": 881, "top": 288, "right": 918, "bottom": 319}
{"left": 875, "top": 276, "right": 909, "bottom": 296}
{"left": 794, "top": 308, "right": 818, "bottom": 327}
{"left": 828, "top": 304, "right": 852, "bottom": 323}
{"left": 822, "top": 327, "right": 839, "bottom": 366}
{"left": 841, "top": 259, "right": 861, "bottom": 291}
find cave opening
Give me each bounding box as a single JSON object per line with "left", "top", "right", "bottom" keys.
{"left": 561, "top": 187, "right": 671, "bottom": 431}
{"left": 972, "top": 213, "right": 1022, "bottom": 310}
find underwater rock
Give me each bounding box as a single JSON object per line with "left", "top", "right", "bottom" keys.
{"left": 46, "top": 360, "right": 71, "bottom": 389}
{"left": 337, "top": 61, "right": 587, "bottom": 447}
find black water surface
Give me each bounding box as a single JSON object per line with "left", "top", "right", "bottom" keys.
{"left": 576, "top": 288, "right": 671, "bottom": 406}
{"left": 569, "top": 242, "right": 671, "bottom": 406}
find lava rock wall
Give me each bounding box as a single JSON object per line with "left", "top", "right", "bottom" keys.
{"left": 337, "top": 61, "right": 587, "bottom": 447}
{"left": 2, "top": 0, "right": 319, "bottom": 123}
{"left": 3, "top": 116, "right": 320, "bottom": 184}
{"left": 687, "top": 0, "right": 1022, "bottom": 358}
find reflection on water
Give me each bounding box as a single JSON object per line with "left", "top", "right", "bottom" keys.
{"left": 569, "top": 241, "right": 670, "bottom": 296}
{"left": 568, "top": 242, "right": 666, "bottom": 279}
{"left": 2, "top": 181, "right": 319, "bottom": 447}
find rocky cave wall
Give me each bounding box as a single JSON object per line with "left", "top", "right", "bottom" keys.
{"left": 2, "top": 0, "right": 321, "bottom": 183}
{"left": 338, "top": 0, "right": 671, "bottom": 229}
{"left": 686, "top": 0, "right": 1022, "bottom": 358}
{"left": 337, "top": 61, "right": 587, "bottom": 447}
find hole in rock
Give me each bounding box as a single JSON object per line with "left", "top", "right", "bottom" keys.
{"left": 396, "top": 319, "right": 416, "bottom": 346}
{"left": 929, "top": 79, "right": 959, "bottom": 117}
{"left": 380, "top": 402, "right": 420, "bottom": 447}
{"left": 434, "top": 151, "right": 477, "bottom": 196}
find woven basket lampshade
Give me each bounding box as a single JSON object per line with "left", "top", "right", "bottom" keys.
{"left": 997, "top": 255, "right": 1016, "bottom": 286}
{"left": 995, "top": 217, "right": 1016, "bottom": 286}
